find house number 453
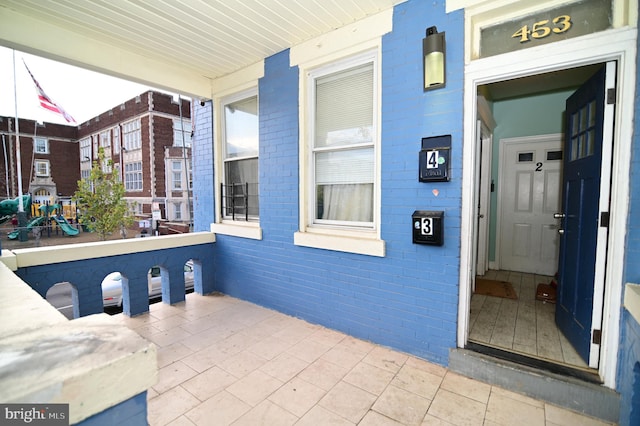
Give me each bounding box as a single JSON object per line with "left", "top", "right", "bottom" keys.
{"left": 512, "top": 15, "right": 572, "bottom": 43}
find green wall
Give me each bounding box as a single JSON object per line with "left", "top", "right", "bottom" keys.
{"left": 488, "top": 89, "right": 575, "bottom": 263}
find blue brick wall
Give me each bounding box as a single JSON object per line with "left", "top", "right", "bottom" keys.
{"left": 623, "top": 13, "right": 640, "bottom": 285}
{"left": 16, "top": 244, "right": 215, "bottom": 317}
{"left": 618, "top": 13, "right": 640, "bottom": 425}
{"left": 192, "top": 100, "right": 215, "bottom": 232}
{"left": 77, "top": 392, "right": 147, "bottom": 426}
{"left": 618, "top": 310, "right": 640, "bottom": 426}
{"left": 194, "top": 0, "right": 464, "bottom": 365}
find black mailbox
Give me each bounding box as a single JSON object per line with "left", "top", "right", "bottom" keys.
{"left": 419, "top": 135, "right": 451, "bottom": 182}
{"left": 412, "top": 210, "right": 444, "bottom": 246}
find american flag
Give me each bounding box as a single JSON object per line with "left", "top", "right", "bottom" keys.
{"left": 23, "top": 61, "right": 76, "bottom": 123}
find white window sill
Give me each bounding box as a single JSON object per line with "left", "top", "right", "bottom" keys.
{"left": 210, "top": 222, "right": 262, "bottom": 240}
{"left": 294, "top": 231, "right": 385, "bottom": 257}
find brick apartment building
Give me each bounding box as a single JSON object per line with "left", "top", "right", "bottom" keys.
{"left": 77, "top": 91, "right": 192, "bottom": 224}
{"left": 0, "top": 90, "right": 192, "bottom": 224}
{"left": 0, "top": 116, "right": 79, "bottom": 205}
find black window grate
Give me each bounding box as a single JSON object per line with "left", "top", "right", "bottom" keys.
{"left": 220, "top": 182, "right": 258, "bottom": 221}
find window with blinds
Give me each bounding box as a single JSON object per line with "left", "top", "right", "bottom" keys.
{"left": 312, "top": 60, "right": 375, "bottom": 227}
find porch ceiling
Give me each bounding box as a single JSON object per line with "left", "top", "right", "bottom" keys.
{"left": 0, "top": 0, "right": 404, "bottom": 98}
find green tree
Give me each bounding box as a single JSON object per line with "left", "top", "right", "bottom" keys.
{"left": 73, "top": 148, "right": 135, "bottom": 240}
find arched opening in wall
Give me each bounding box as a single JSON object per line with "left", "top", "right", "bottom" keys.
{"left": 185, "top": 259, "right": 197, "bottom": 295}
{"left": 187, "top": 258, "right": 201, "bottom": 295}
{"left": 101, "top": 270, "right": 126, "bottom": 314}
{"left": 45, "top": 281, "right": 76, "bottom": 319}
{"left": 32, "top": 188, "right": 52, "bottom": 205}
{"left": 147, "top": 260, "right": 195, "bottom": 304}
{"left": 148, "top": 265, "right": 168, "bottom": 303}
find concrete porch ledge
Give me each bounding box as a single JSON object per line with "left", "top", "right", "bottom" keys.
{"left": 0, "top": 261, "right": 157, "bottom": 424}
{"left": 7, "top": 231, "right": 216, "bottom": 269}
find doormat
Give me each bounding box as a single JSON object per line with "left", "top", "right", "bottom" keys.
{"left": 474, "top": 278, "right": 518, "bottom": 300}
{"left": 535, "top": 283, "right": 557, "bottom": 304}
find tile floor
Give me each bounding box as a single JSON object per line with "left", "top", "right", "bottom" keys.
{"left": 470, "top": 270, "right": 588, "bottom": 368}
{"left": 111, "top": 292, "right": 613, "bottom": 426}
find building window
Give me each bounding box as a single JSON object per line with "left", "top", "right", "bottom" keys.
{"left": 172, "top": 161, "right": 182, "bottom": 190}
{"left": 174, "top": 202, "right": 182, "bottom": 220}
{"left": 35, "top": 160, "right": 50, "bottom": 177}
{"left": 113, "top": 126, "right": 121, "bottom": 154}
{"left": 173, "top": 119, "right": 192, "bottom": 147}
{"left": 81, "top": 169, "right": 90, "bottom": 180}
{"left": 102, "top": 158, "right": 112, "bottom": 174}
{"left": 100, "top": 130, "right": 111, "bottom": 150}
{"left": 293, "top": 46, "right": 384, "bottom": 257}
{"left": 34, "top": 137, "right": 49, "bottom": 154}
{"left": 80, "top": 137, "right": 91, "bottom": 162}
{"left": 123, "top": 119, "right": 141, "bottom": 151}
{"left": 128, "top": 201, "right": 141, "bottom": 215}
{"left": 310, "top": 55, "right": 376, "bottom": 228}
{"left": 124, "top": 161, "right": 143, "bottom": 191}
{"left": 221, "top": 89, "right": 259, "bottom": 220}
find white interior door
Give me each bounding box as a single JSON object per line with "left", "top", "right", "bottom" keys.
{"left": 498, "top": 135, "right": 563, "bottom": 275}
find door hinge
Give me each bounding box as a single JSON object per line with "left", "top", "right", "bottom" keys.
{"left": 593, "top": 329, "right": 602, "bottom": 345}
{"left": 607, "top": 88, "right": 616, "bottom": 105}
{"left": 600, "top": 212, "right": 610, "bottom": 228}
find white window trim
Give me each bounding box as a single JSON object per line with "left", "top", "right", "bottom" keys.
{"left": 210, "top": 61, "right": 264, "bottom": 240}
{"left": 123, "top": 118, "right": 142, "bottom": 151}
{"left": 219, "top": 87, "right": 259, "bottom": 222}
{"left": 113, "top": 126, "right": 121, "bottom": 154}
{"left": 100, "top": 130, "right": 111, "bottom": 148}
{"left": 35, "top": 160, "right": 50, "bottom": 177}
{"left": 294, "top": 43, "right": 385, "bottom": 258}
{"left": 34, "top": 137, "right": 48, "bottom": 154}
{"left": 124, "top": 161, "right": 143, "bottom": 192}
{"left": 172, "top": 163, "right": 183, "bottom": 190}
{"left": 173, "top": 118, "right": 192, "bottom": 147}
{"left": 210, "top": 221, "right": 262, "bottom": 240}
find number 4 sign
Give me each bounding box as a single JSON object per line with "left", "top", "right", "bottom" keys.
{"left": 426, "top": 150, "right": 439, "bottom": 169}
{"left": 419, "top": 135, "right": 451, "bottom": 182}
{"left": 419, "top": 148, "right": 450, "bottom": 182}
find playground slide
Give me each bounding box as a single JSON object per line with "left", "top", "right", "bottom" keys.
{"left": 7, "top": 216, "right": 47, "bottom": 240}
{"left": 52, "top": 216, "right": 80, "bottom": 236}
{"left": 0, "top": 195, "right": 32, "bottom": 216}
{"left": 0, "top": 195, "right": 32, "bottom": 225}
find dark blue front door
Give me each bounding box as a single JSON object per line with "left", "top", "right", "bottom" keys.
{"left": 556, "top": 64, "right": 612, "bottom": 364}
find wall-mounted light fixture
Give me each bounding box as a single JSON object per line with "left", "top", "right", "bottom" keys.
{"left": 423, "top": 26, "right": 445, "bottom": 91}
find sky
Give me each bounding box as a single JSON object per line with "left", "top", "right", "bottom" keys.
{"left": 0, "top": 46, "right": 154, "bottom": 125}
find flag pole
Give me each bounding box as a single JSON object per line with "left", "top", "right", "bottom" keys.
{"left": 12, "top": 50, "right": 28, "bottom": 242}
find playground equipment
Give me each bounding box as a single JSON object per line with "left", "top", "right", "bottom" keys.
{"left": 41, "top": 204, "right": 80, "bottom": 236}
{"left": 0, "top": 195, "right": 32, "bottom": 224}
{"left": 52, "top": 215, "right": 80, "bottom": 236}
{"left": 5, "top": 201, "right": 80, "bottom": 239}
{"left": 7, "top": 216, "right": 47, "bottom": 240}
